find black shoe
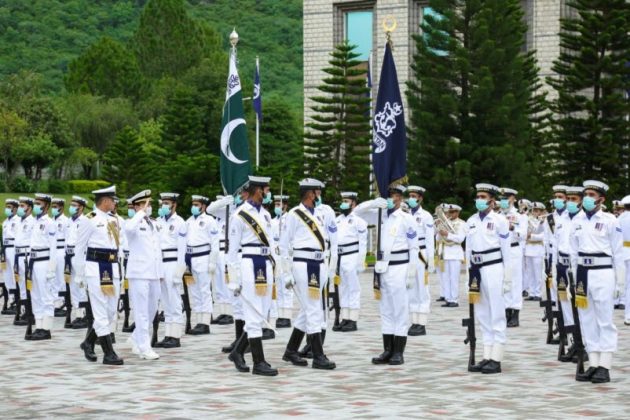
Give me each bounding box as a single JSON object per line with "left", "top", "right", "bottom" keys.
{"left": 532, "top": 296, "right": 542, "bottom": 302}
{"left": 217, "top": 314, "right": 234, "bottom": 325}
{"left": 436, "top": 296, "right": 445, "bottom": 302}
{"left": 507, "top": 310, "right": 520, "bottom": 328}
{"left": 310, "top": 332, "right": 335, "bottom": 370}
{"left": 298, "top": 334, "right": 313, "bottom": 359}
{"left": 276, "top": 318, "right": 291, "bottom": 328}
{"left": 505, "top": 308, "right": 513, "bottom": 323}
{"left": 229, "top": 332, "right": 250, "bottom": 373}
{"left": 211, "top": 315, "right": 221, "bottom": 324}
{"left": 54, "top": 307, "right": 67, "bottom": 317}
{"left": 262, "top": 328, "right": 275, "bottom": 340}
{"left": 80, "top": 328, "right": 98, "bottom": 362}
{"left": 188, "top": 323, "right": 210, "bottom": 335}
{"left": 481, "top": 360, "right": 502, "bottom": 374}
{"left": 250, "top": 336, "right": 278, "bottom": 376}
{"left": 388, "top": 336, "right": 407, "bottom": 365}
{"left": 29, "top": 329, "right": 52, "bottom": 341}
{"left": 559, "top": 344, "right": 576, "bottom": 363}
{"left": 590, "top": 367, "right": 610, "bottom": 383}
{"left": 372, "top": 334, "right": 394, "bottom": 364}
{"left": 341, "top": 320, "right": 357, "bottom": 332}
{"left": 441, "top": 302, "right": 451, "bottom": 308}
{"left": 576, "top": 366, "right": 597, "bottom": 382}
{"left": 283, "top": 328, "right": 308, "bottom": 366}
{"left": 448, "top": 302, "right": 459, "bottom": 308}
{"left": 71, "top": 317, "right": 88, "bottom": 329}
{"left": 332, "top": 319, "right": 347, "bottom": 332}
{"left": 99, "top": 334, "right": 123, "bottom": 365}
{"left": 122, "top": 322, "right": 135, "bottom": 333}
{"left": 522, "top": 291, "right": 529, "bottom": 298}
{"left": 153, "top": 337, "right": 167, "bottom": 348}
{"left": 408, "top": 324, "right": 426, "bottom": 336}
{"left": 161, "top": 337, "right": 181, "bottom": 348}
{"left": 2, "top": 302, "right": 17, "bottom": 315}
{"left": 616, "top": 304, "right": 625, "bottom": 310}
{"left": 469, "top": 359, "right": 490, "bottom": 372}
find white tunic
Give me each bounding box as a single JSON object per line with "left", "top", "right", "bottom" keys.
{"left": 410, "top": 206, "right": 435, "bottom": 263}
{"left": 182, "top": 213, "right": 220, "bottom": 272}
{"left": 30, "top": 214, "right": 57, "bottom": 261}
{"left": 569, "top": 209, "right": 625, "bottom": 271}
{"left": 440, "top": 218, "right": 467, "bottom": 261}
{"left": 125, "top": 210, "right": 163, "bottom": 280}
{"left": 73, "top": 209, "right": 122, "bottom": 279}
{"left": 158, "top": 212, "right": 187, "bottom": 264}
{"left": 465, "top": 211, "right": 511, "bottom": 268}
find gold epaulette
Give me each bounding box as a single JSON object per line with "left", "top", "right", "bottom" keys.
{"left": 86, "top": 211, "right": 96, "bottom": 219}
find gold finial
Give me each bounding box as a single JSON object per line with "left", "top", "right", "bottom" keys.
{"left": 382, "top": 16, "right": 397, "bottom": 47}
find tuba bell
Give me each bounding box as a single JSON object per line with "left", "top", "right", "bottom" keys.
{"left": 435, "top": 205, "right": 456, "bottom": 234}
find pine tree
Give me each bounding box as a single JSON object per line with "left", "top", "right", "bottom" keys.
{"left": 407, "top": 0, "right": 547, "bottom": 208}
{"left": 102, "top": 126, "right": 152, "bottom": 197}
{"left": 548, "top": 0, "right": 630, "bottom": 195}
{"left": 304, "top": 42, "right": 371, "bottom": 202}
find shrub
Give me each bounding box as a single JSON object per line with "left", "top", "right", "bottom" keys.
{"left": 9, "top": 176, "right": 36, "bottom": 193}
{"left": 67, "top": 180, "right": 110, "bottom": 194}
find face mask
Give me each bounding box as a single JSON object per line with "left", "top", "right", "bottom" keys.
{"left": 161, "top": 204, "right": 170, "bottom": 217}
{"left": 582, "top": 196, "right": 597, "bottom": 212}
{"left": 235, "top": 196, "right": 243, "bottom": 205}
{"left": 17, "top": 207, "right": 26, "bottom": 217}
{"left": 407, "top": 198, "right": 418, "bottom": 209}
{"left": 274, "top": 207, "right": 282, "bottom": 217}
{"left": 68, "top": 206, "right": 78, "bottom": 216}
{"left": 567, "top": 201, "right": 580, "bottom": 214}
{"left": 553, "top": 198, "right": 565, "bottom": 210}
{"left": 127, "top": 209, "right": 136, "bottom": 218}
{"left": 499, "top": 199, "right": 509, "bottom": 209}
{"left": 386, "top": 198, "right": 395, "bottom": 210}
{"left": 52, "top": 208, "right": 60, "bottom": 217}
{"left": 4, "top": 208, "right": 12, "bottom": 217}
{"left": 191, "top": 206, "right": 201, "bottom": 216}
{"left": 262, "top": 192, "right": 272, "bottom": 205}
{"left": 339, "top": 202, "right": 350, "bottom": 211}
{"left": 32, "top": 205, "right": 43, "bottom": 216}
{"left": 475, "top": 199, "right": 489, "bottom": 212}
{"left": 315, "top": 197, "right": 322, "bottom": 207}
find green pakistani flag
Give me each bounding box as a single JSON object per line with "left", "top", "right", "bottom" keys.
{"left": 220, "top": 48, "right": 252, "bottom": 195}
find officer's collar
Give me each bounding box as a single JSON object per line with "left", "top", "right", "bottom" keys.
{"left": 72, "top": 214, "right": 81, "bottom": 221}
{"left": 301, "top": 202, "right": 315, "bottom": 215}
{"left": 247, "top": 199, "right": 262, "bottom": 212}
{"left": 478, "top": 209, "right": 492, "bottom": 221}
{"left": 585, "top": 208, "right": 601, "bottom": 220}
{"left": 556, "top": 208, "right": 565, "bottom": 216}
{"left": 387, "top": 206, "right": 401, "bottom": 216}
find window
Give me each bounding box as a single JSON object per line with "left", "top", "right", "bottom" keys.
{"left": 345, "top": 10, "right": 373, "bottom": 61}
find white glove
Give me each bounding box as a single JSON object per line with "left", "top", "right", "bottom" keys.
{"left": 228, "top": 281, "right": 241, "bottom": 296}
{"left": 615, "top": 266, "right": 626, "bottom": 299}
{"left": 207, "top": 196, "right": 234, "bottom": 214}
{"left": 227, "top": 263, "right": 242, "bottom": 288}
{"left": 427, "top": 260, "right": 436, "bottom": 274}
{"left": 372, "top": 197, "right": 388, "bottom": 210}
{"left": 284, "top": 273, "right": 295, "bottom": 289}
{"left": 173, "top": 264, "right": 186, "bottom": 285}
{"left": 503, "top": 266, "right": 512, "bottom": 294}
{"left": 406, "top": 260, "right": 417, "bottom": 289}
{"left": 328, "top": 254, "right": 338, "bottom": 281}
{"left": 356, "top": 257, "right": 367, "bottom": 273}
{"left": 74, "top": 274, "right": 86, "bottom": 288}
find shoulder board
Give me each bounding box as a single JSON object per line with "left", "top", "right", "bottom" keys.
{"left": 86, "top": 212, "right": 96, "bottom": 219}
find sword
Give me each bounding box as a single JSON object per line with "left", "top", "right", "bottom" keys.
{"left": 233, "top": 286, "right": 278, "bottom": 334}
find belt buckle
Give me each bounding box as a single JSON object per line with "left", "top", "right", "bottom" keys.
{"left": 338, "top": 247, "right": 344, "bottom": 254}
{"left": 186, "top": 246, "right": 193, "bottom": 254}
{"left": 582, "top": 257, "right": 593, "bottom": 266}
{"left": 260, "top": 247, "right": 269, "bottom": 256}
{"left": 314, "top": 251, "right": 323, "bottom": 260}
{"left": 472, "top": 255, "right": 483, "bottom": 264}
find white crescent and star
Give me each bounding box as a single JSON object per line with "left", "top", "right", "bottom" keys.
{"left": 220, "top": 118, "right": 248, "bottom": 164}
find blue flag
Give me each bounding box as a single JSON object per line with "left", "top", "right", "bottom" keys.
{"left": 253, "top": 57, "right": 262, "bottom": 121}
{"left": 372, "top": 42, "right": 407, "bottom": 198}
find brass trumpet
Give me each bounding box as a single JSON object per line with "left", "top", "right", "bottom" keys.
{"left": 435, "top": 205, "right": 456, "bottom": 234}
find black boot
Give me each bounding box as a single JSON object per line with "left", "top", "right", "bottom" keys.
{"left": 282, "top": 328, "right": 308, "bottom": 366}
{"left": 341, "top": 320, "right": 357, "bottom": 332}
{"left": 388, "top": 336, "right": 407, "bottom": 365}
{"left": 559, "top": 343, "right": 576, "bottom": 363}
{"left": 29, "top": 328, "right": 52, "bottom": 341}
{"left": 298, "top": 334, "right": 313, "bottom": 359}
{"left": 262, "top": 328, "right": 275, "bottom": 340}
{"left": 590, "top": 367, "right": 610, "bottom": 383}
{"left": 162, "top": 337, "right": 181, "bottom": 348}
{"left": 217, "top": 314, "right": 234, "bottom": 325}
{"left": 71, "top": 317, "right": 88, "bottom": 329}
{"left": 505, "top": 308, "right": 513, "bottom": 324}
{"left": 276, "top": 318, "right": 291, "bottom": 328}
{"left": 99, "top": 334, "right": 123, "bottom": 365}
{"left": 250, "top": 336, "right": 278, "bottom": 376}
{"left": 507, "top": 310, "right": 520, "bottom": 328}
{"left": 222, "top": 319, "right": 244, "bottom": 353}
{"left": 372, "top": 334, "right": 394, "bottom": 364}
{"left": 188, "top": 323, "right": 210, "bottom": 335}
{"left": 228, "top": 332, "right": 250, "bottom": 373}
{"left": 481, "top": 360, "right": 502, "bottom": 374}
{"left": 310, "top": 332, "right": 335, "bottom": 370}
{"left": 408, "top": 324, "right": 426, "bottom": 336}
{"left": 576, "top": 366, "right": 598, "bottom": 382}
{"left": 80, "top": 328, "right": 98, "bottom": 362}
{"left": 469, "top": 359, "right": 490, "bottom": 373}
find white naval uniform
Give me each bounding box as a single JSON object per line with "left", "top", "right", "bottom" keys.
{"left": 437, "top": 218, "right": 467, "bottom": 304}
{"left": 315, "top": 203, "right": 338, "bottom": 329}
{"left": 182, "top": 212, "right": 220, "bottom": 325}
{"left": 544, "top": 210, "right": 566, "bottom": 303}
{"left": 228, "top": 201, "right": 275, "bottom": 338}
{"left": 14, "top": 215, "right": 35, "bottom": 300}
{"left": 354, "top": 204, "right": 419, "bottom": 337}
{"left": 569, "top": 209, "right": 625, "bottom": 369}
{"left": 66, "top": 214, "right": 88, "bottom": 315}
{"left": 465, "top": 210, "right": 510, "bottom": 354}
{"left": 29, "top": 214, "right": 58, "bottom": 331}
{"left": 73, "top": 208, "right": 122, "bottom": 338}
{"left": 270, "top": 214, "right": 292, "bottom": 319}
{"left": 409, "top": 206, "right": 434, "bottom": 325}
{"left": 618, "top": 211, "right": 630, "bottom": 321}
{"left": 207, "top": 207, "right": 231, "bottom": 317}
{"left": 501, "top": 207, "right": 527, "bottom": 310}
{"left": 335, "top": 211, "right": 368, "bottom": 317}
{"left": 551, "top": 210, "right": 578, "bottom": 327}
{"left": 157, "top": 212, "right": 186, "bottom": 333}
{"left": 280, "top": 203, "right": 335, "bottom": 334}
{"left": 2, "top": 215, "right": 18, "bottom": 297}
{"left": 53, "top": 213, "right": 68, "bottom": 306}
{"left": 125, "top": 210, "right": 163, "bottom": 353}
{"left": 524, "top": 217, "right": 545, "bottom": 298}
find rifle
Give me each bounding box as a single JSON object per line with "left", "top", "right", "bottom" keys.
{"left": 1, "top": 283, "right": 8, "bottom": 313}
{"left": 462, "top": 302, "right": 476, "bottom": 371}
{"left": 1, "top": 247, "right": 8, "bottom": 312}
{"left": 567, "top": 271, "right": 586, "bottom": 377}
{"left": 554, "top": 266, "right": 569, "bottom": 360}
{"left": 24, "top": 258, "right": 34, "bottom": 339}
{"left": 80, "top": 294, "right": 94, "bottom": 336}
{"left": 181, "top": 270, "right": 193, "bottom": 334}
{"left": 118, "top": 279, "right": 132, "bottom": 332}
{"left": 13, "top": 259, "right": 23, "bottom": 325}
{"left": 60, "top": 255, "right": 72, "bottom": 328}
{"left": 540, "top": 256, "right": 558, "bottom": 345}
{"left": 151, "top": 310, "right": 160, "bottom": 347}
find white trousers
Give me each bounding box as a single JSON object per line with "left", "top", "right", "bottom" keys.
{"left": 86, "top": 276, "right": 120, "bottom": 337}
{"left": 130, "top": 278, "right": 161, "bottom": 353}
{"left": 379, "top": 263, "right": 410, "bottom": 336}
{"left": 339, "top": 254, "right": 361, "bottom": 310}
{"left": 475, "top": 263, "right": 507, "bottom": 345}
{"left": 70, "top": 263, "right": 87, "bottom": 310}
{"left": 408, "top": 257, "right": 430, "bottom": 314}
{"left": 3, "top": 247, "right": 16, "bottom": 292}
{"left": 213, "top": 252, "right": 231, "bottom": 307}
{"left": 578, "top": 268, "right": 617, "bottom": 353}
{"left": 503, "top": 248, "right": 524, "bottom": 309}
{"left": 524, "top": 256, "right": 543, "bottom": 297}
{"left": 292, "top": 260, "right": 325, "bottom": 334}
{"left": 16, "top": 255, "right": 27, "bottom": 300}
{"left": 54, "top": 253, "right": 65, "bottom": 304}
{"left": 31, "top": 260, "right": 55, "bottom": 319}
{"left": 443, "top": 259, "right": 462, "bottom": 303}
{"left": 160, "top": 262, "right": 183, "bottom": 325}
{"left": 276, "top": 264, "right": 294, "bottom": 313}
{"left": 189, "top": 268, "right": 212, "bottom": 315}
{"left": 437, "top": 262, "right": 447, "bottom": 298}
{"left": 624, "top": 260, "right": 630, "bottom": 321}
{"left": 239, "top": 258, "right": 273, "bottom": 338}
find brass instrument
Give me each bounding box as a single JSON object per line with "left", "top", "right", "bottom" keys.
{"left": 435, "top": 205, "right": 456, "bottom": 235}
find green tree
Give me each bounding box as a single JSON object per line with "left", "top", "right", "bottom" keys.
{"left": 13, "top": 132, "right": 62, "bottom": 180}
{"left": 547, "top": 0, "right": 630, "bottom": 195}
{"left": 70, "top": 147, "right": 99, "bottom": 179}
{"left": 0, "top": 106, "right": 28, "bottom": 185}
{"left": 407, "top": 0, "right": 545, "bottom": 208}
{"left": 304, "top": 42, "right": 371, "bottom": 201}
{"left": 65, "top": 36, "right": 144, "bottom": 99}
{"left": 102, "top": 126, "right": 152, "bottom": 196}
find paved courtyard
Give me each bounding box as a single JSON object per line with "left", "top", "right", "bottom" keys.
{"left": 1, "top": 271, "right": 629, "bottom": 419}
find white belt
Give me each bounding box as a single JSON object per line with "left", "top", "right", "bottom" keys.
{"left": 293, "top": 250, "right": 325, "bottom": 261}
{"left": 578, "top": 256, "right": 612, "bottom": 267}
{"left": 30, "top": 248, "right": 51, "bottom": 260}
{"left": 385, "top": 251, "right": 409, "bottom": 263}
{"left": 186, "top": 244, "right": 211, "bottom": 254}
{"left": 558, "top": 256, "right": 571, "bottom": 266}
{"left": 242, "top": 246, "right": 271, "bottom": 256}
{"left": 471, "top": 250, "right": 502, "bottom": 265}
{"left": 338, "top": 243, "right": 359, "bottom": 255}
{"left": 3, "top": 238, "right": 15, "bottom": 245}
{"left": 162, "top": 249, "right": 178, "bottom": 260}
{"left": 16, "top": 246, "right": 29, "bottom": 254}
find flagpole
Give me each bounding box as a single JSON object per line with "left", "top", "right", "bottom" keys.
{"left": 255, "top": 56, "right": 260, "bottom": 170}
